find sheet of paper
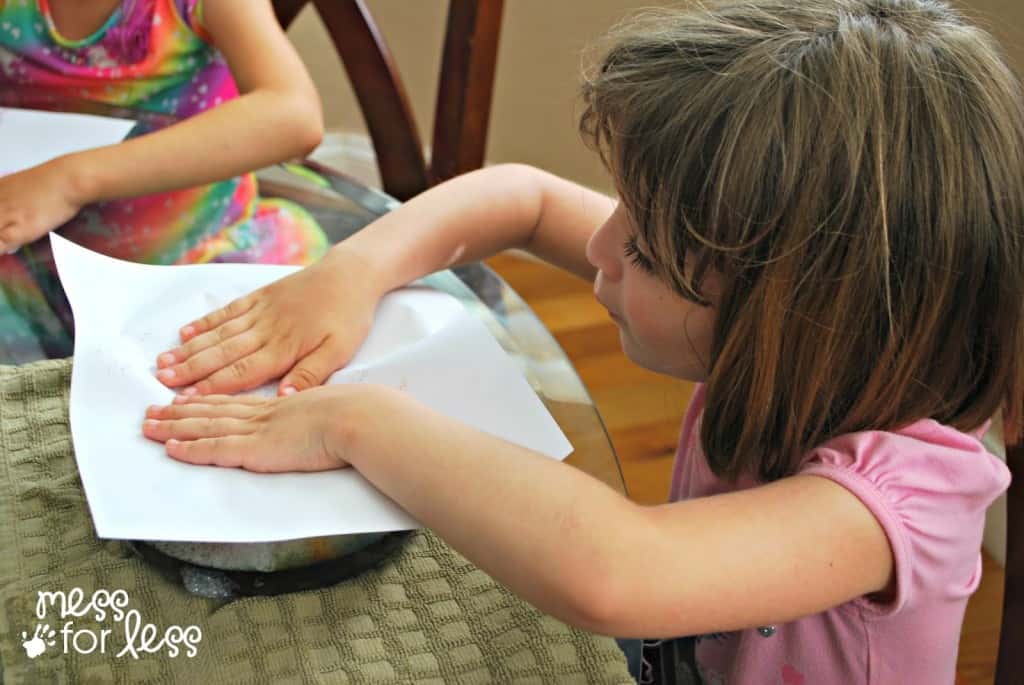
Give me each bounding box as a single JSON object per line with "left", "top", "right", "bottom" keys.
{"left": 0, "top": 107, "right": 136, "bottom": 176}
{"left": 51, "top": 234, "right": 573, "bottom": 543}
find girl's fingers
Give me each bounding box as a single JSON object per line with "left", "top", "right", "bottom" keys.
{"left": 178, "top": 295, "right": 256, "bottom": 343}
{"left": 145, "top": 401, "right": 263, "bottom": 420}
{"left": 279, "top": 336, "right": 346, "bottom": 394}
{"left": 165, "top": 435, "right": 254, "bottom": 469}
{"left": 165, "top": 435, "right": 334, "bottom": 474}
{"left": 189, "top": 347, "right": 285, "bottom": 396}
{"left": 158, "top": 313, "right": 256, "bottom": 369}
{"left": 171, "top": 393, "right": 270, "bottom": 406}
{"left": 156, "top": 329, "right": 264, "bottom": 388}
{"left": 142, "top": 416, "right": 256, "bottom": 442}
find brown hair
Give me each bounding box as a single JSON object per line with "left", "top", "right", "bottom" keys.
{"left": 580, "top": 0, "right": 1024, "bottom": 482}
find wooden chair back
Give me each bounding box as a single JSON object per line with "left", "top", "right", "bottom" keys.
{"left": 274, "top": 0, "right": 504, "bottom": 201}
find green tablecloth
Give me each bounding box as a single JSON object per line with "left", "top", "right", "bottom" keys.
{"left": 0, "top": 359, "right": 632, "bottom": 684}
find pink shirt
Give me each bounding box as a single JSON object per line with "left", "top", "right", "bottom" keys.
{"left": 670, "top": 385, "right": 1010, "bottom": 685}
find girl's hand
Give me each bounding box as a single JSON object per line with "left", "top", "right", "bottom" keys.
{"left": 155, "top": 247, "right": 384, "bottom": 396}
{"left": 0, "top": 159, "right": 87, "bottom": 252}
{"left": 142, "top": 385, "right": 386, "bottom": 472}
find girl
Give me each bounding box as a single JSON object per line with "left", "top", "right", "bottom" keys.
{"left": 143, "top": 1, "right": 1022, "bottom": 682}
{"left": 0, "top": 0, "right": 327, "bottom": 361}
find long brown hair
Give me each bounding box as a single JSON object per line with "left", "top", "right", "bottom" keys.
{"left": 580, "top": 0, "right": 1024, "bottom": 482}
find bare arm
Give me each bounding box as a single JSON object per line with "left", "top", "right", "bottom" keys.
{"left": 0, "top": 0, "right": 321, "bottom": 252}
{"left": 345, "top": 392, "right": 895, "bottom": 638}
{"left": 337, "top": 163, "right": 614, "bottom": 289}
{"left": 67, "top": 0, "right": 322, "bottom": 200}
{"left": 158, "top": 164, "right": 616, "bottom": 394}
{"left": 147, "top": 384, "right": 895, "bottom": 638}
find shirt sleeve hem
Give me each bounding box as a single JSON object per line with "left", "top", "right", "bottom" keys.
{"left": 800, "top": 463, "right": 912, "bottom": 619}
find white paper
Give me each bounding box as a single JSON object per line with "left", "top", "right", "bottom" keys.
{"left": 51, "top": 234, "right": 573, "bottom": 543}
{"left": 0, "top": 107, "right": 135, "bottom": 176}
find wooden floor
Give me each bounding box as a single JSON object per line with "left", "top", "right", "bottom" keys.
{"left": 487, "top": 252, "right": 1005, "bottom": 685}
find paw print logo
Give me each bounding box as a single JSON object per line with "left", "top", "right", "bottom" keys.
{"left": 21, "top": 624, "right": 57, "bottom": 659}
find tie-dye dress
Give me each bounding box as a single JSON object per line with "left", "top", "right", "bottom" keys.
{"left": 0, "top": 0, "right": 328, "bottom": 361}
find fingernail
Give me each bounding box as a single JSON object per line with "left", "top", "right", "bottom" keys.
{"left": 181, "top": 325, "right": 194, "bottom": 338}
{"left": 143, "top": 419, "right": 158, "bottom": 428}
{"left": 157, "top": 369, "right": 175, "bottom": 381}
{"left": 282, "top": 386, "right": 297, "bottom": 396}
{"left": 182, "top": 386, "right": 198, "bottom": 396}
{"left": 167, "top": 439, "right": 179, "bottom": 447}
{"left": 173, "top": 394, "right": 189, "bottom": 403}
{"left": 157, "top": 352, "right": 176, "bottom": 367}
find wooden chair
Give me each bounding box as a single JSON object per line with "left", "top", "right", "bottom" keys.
{"left": 273, "top": 0, "right": 504, "bottom": 201}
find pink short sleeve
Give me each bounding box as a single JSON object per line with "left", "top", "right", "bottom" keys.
{"left": 800, "top": 419, "right": 1009, "bottom": 618}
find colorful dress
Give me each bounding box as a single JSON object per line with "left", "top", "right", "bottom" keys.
{"left": 0, "top": 0, "right": 328, "bottom": 361}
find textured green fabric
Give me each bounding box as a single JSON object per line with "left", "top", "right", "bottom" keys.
{"left": 0, "top": 359, "right": 632, "bottom": 684}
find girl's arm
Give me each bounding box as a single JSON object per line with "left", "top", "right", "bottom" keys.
{"left": 0, "top": 0, "right": 321, "bottom": 252}
{"left": 344, "top": 392, "right": 895, "bottom": 638}
{"left": 145, "top": 384, "right": 894, "bottom": 638}
{"left": 157, "top": 164, "right": 615, "bottom": 395}
{"left": 69, "top": 0, "right": 322, "bottom": 200}
{"left": 335, "top": 163, "right": 609, "bottom": 286}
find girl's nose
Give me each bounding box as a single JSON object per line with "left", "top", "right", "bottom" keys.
{"left": 586, "top": 214, "right": 622, "bottom": 281}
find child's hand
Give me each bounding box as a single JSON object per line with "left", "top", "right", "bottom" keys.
{"left": 142, "top": 385, "right": 387, "bottom": 472}
{"left": 155, "top": 249, "right": 383, "bottom": 396}
{"left": 0, "top": 159, "right": 87, "bottom": 252}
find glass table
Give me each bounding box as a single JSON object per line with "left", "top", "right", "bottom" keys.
{"left": 0, "top": 96, "right": 626, "bottom": 496}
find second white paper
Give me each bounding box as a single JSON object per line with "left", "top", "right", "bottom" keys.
{"left": 0, "top": 107, "right": 135, "bottom": 176}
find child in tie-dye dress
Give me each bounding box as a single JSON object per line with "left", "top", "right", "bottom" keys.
{"left": 0, "top": 0, "right": 329, "bottom": 361}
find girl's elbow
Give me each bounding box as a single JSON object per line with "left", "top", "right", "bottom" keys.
{"left": 570, "top": 594, "right": 622, "bottom": 636}
{"left": 285, "top": 91, "right": 324, "bottom": 158}
{"left": 561, "top": 564, "right": 631, "bottom": 635}
{"left": 560, "top": 512, "right": 659, "bottom": 635}
{"left": 293, "top": 104, "right": 324, "bottom": 158}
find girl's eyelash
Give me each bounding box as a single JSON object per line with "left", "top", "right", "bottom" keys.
{"left": 623, "top": 237, "right": 656, "bottom": 273}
